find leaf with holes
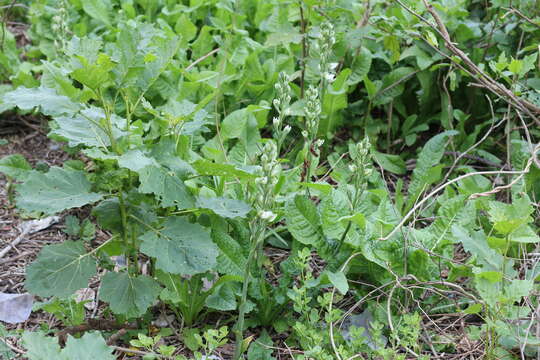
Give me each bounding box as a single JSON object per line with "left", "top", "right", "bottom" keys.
{"left": 25, "top": 241, "right": 96, "bottom": 298}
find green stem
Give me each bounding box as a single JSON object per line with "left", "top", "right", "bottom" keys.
{"left": 118, "top": 191, "right": 131, "bottom": 270}
{"left": 233, "top": 224, "right": 265, "bottom": 360}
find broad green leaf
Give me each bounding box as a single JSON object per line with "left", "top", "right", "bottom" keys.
{"left": 0, "top": 154, "right": 31, "bottom": 180}
{"left": 452, "top": 226, "right": 505, "bottom": 273}
{"left": 175, "top": 14, "right": 197, "bottom": 43}
{"left": 51, "top": 107, "right": 126, "bottom": 148}
{"left": 137, "top": 165, "right": 195, "bottom": 209}
{"left": 406, "top": 131, "right": 458, "bottom": 209}
{"left": 508, "top": 225, "right": 540, "bottom": 243}
{"left": 100, "top": 272, "right": 161, "bottom": 317}
{"left": 372, "top": 151, "right": 406, "bottom": 175}
{"left": 430, "top": 195, "right": 475, "bottom": 245}
{"left": 2, "top": 87, "right": 81, "bottom": 116}
{"left": 22, "top": 332, "right": 66, "bottom": 360}
{"left": 196, "top": 196, "right": 252, "bottom": 218}
{"left": 140, "top": 217, "right": 218, "bottom": 275}
{"left": 247, "top": 330, "right": 275, "bottom": 360}
{"left": 117, "top": 150, "right": 158, "bottom": 172}
{"left": 26, "top": 241, "right": 97, "bottom": 298}
{"left": 463, "top": 303, "right": 483, "bottom": 314}
{"left": 327, "top": 271, "right": 349, "bottom": 295}
{"left": 212, "top": 229, "right": 248, "bottom": 277}
{"left": 504, "top": 280, "right": 533, "bottom": 302}
{"left": 488, "top": 197, "right": 533, "bottom": 235}
{"left": 285, "top": 195, "right": 323, "bottom": 245}
{"left": 63, "top": 332, "right": 115, "bottom": 360}
{"left": 347, "top": 47, "right": 372, "bottom": 85}
{"left": 205, "top": 282, "right": 238, "bottom": 311}
{"left": 192, "top": 159, "right": 256, "bottom": 179}
{"left": 16, "top": 167, "right": 103, "bottom": 215}
{"left": 82, "top": 0, "right": 111, "bottom": 26}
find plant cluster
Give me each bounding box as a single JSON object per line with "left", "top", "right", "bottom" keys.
{"left": 0, "top": 0, "right": 539, "bottom": 359}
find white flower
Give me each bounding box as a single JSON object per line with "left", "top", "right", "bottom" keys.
{"left": 258, "top": 210, "right": 277, "bottom": 222}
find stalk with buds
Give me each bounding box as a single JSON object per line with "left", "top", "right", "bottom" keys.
{"left": 233, "top": 140, "right": 281, "bottom": 360}
{"left": 272, "top": 72, "right": 292, "bottom": 153}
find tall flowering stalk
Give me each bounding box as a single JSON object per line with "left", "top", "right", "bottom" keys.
{"left": 272, "top": 72, "right": 292, "bottom": 154}
{"left": 301, "top": 85, "right": 324, "bottom": 186}
{"left": 233, "top": 140, "right": 281, "bottom": 360}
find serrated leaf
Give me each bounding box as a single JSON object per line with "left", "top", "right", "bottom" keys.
{"left": 140, "top": 217, "right": 218, "bottom": 275}
{"left": 2, "top": 87, "right": 81, "bottom": 116}
{"left": 137, "top": 165, "right": 195, "bottom": 209}
{"left": 16, "top": 167, "right": 103, "bottom": 215}
{"left": 63, "top": 332, "right": 115, "bottom": 360}
{"left": 196, "top": 196, "right": 251, "bottom": 218}
{"left": 0, "top": 154, "right": 31, "bottom": 180}
{"left": 25, "top": 241, "right": 96, "bottom": 298}
{"left": 285, "top": 195, "right": 323, "bottom": 245}
{"left": 100, "top": 272, "right": 160, "bottom": 317}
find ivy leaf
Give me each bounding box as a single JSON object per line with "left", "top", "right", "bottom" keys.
{"left": 0, "top": 154, "right": 31, "bottom": 180}
{"left": 99, "top": 272, "right": 161, "bottom": 317}
{"left": 137, "top": 165, "right": 195, "bottom": 209}
{"left": 285, "top": 195, "right": 323, "bottom": 245}
{"left": 63, "top": 332, "right": 115, "bottom": 360}
{"left": 196, "top": 196, "right": 252, "bottom": 218}
{"left": 140, "top": 217, "right": 218, "bottom": 275}
{"left": 16, "top": 167, "right": 103, "bottom": 216}
{"left": 2, "top": 86, "right": 81, "bottom": 116}
{"left": 26, "top": 241, "right": 96, "bottom": 298}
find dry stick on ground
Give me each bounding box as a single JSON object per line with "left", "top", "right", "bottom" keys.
{"left": 57, "top": 319, "right": 138, "bottom": 345}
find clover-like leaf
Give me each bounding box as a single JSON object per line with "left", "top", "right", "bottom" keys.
{"left": 16, "top": 167, "right": 103, "bottom": 216}
{"left": 140, "top": 217, "right": 218, "bottom": 275}
{"left": 99, "top": 272, "right": 161, "bottom": 317}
